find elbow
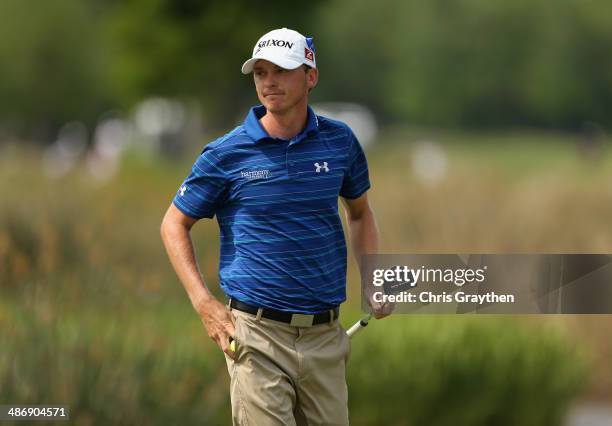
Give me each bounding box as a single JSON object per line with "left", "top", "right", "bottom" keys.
{"left": 160, "top": 212, "right": 192, "bottom": 244}
{"left": 160, "top": 218, "right": 169, "bottom": 243}
{"left": 160, "top": 213, "right": 174, "bottom": 243}
{"left": 160, "top": 204, "right": 197, "bottom": 242}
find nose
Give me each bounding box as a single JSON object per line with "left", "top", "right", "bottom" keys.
{"left": 263, "top": 79, "right": 278, "bottom": 91}
{"left": 261, "top": 73, "right": 278, "bottom": 89}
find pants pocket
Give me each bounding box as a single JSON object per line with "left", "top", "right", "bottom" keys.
{"left": 231, "top": 310, "right": 244, "bottom": 361}
{"left": 340, "top": 324, "right": 351, "bottom": 363}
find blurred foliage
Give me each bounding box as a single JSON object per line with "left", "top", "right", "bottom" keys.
{"left": 105, "top": 0, "right": 326, "bottom": 123}
{"left": 347, "top": 315, "right": 588, "bottom": 426}
{"left": 0, "top": 0, "right": 325, "bottom": 140}
{"left": 0, "top": 0, "right": 111, "bottom": 139}
{"left": 1, "top": 293, "right": 231, "bottom": 425}
{"left": 1, "top": 0, "right": 612, "bottom": 140}
{"left": 0, "top": 296, "right": 587, "bottom": 426}
{"left": 316, "top": 0, "right": 612, "bottom": 129}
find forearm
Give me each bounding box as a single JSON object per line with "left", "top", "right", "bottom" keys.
{"left": 160, "top": 205, "right": 236, "bottom": 357}
{"left": 160, "top": 222, "right": 216, "bottom": 313}
{"left": 346, "top": 208, "right": 379, "bottom": 274}
{"left": 344, "top": 203, "right": 391, "bottom": 318}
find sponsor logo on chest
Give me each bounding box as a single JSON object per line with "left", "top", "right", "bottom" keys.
{"left": 241, "top": 169, "right": 271, "bottom": 180}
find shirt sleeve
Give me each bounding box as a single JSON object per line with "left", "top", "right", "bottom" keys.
{"left": 173, "top": 146, "right": 228, "bottom": 219}
{"left": 340, "top": 129, "right": 371, "bottom": 199}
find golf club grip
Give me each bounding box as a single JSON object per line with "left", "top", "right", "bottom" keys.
{"left": 346, "top": 316, "right": 370, "bottom": 338}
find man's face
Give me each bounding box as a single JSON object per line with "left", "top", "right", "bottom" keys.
{"left": 253, "top": 60, "right": 318, "bottom": 114}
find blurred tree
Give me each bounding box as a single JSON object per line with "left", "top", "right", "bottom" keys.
{"left": 315, "top": 0, "right": 612, "bottom": 130}
{"left": 105, "top": 0, "right": 327, "bottom": 130}
{"left": 0, "top": 0, "right": 326, "bottom": 141}
{"left": 1, "top": 0, "right": 612, "bottom": 141}
{"left": 0, "top": 0, "right": 112, "bottom": 141}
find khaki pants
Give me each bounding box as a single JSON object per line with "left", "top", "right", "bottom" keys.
{"left": 225, "top": 308, "right": 351, "bottom": 426}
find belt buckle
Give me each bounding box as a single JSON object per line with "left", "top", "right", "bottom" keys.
{"left": 290, "top": 313, "right": 314, "bottom": 327}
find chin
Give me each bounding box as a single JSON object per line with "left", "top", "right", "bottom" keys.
{"left": 264, "top": 103, "right": 287, "bottom": 113}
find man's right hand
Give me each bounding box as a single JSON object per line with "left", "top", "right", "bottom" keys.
{"left": 196, "top": 298, "right": 237, "bottom": 359}
{"left": 364, "top": 283, "right": 395, "bottom": 319}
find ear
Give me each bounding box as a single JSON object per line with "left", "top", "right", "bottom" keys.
{"left": 307, "top": 67, "right": 319, "bottom": 90}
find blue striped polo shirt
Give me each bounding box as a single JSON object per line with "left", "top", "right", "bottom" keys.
{"left": 173, "top": 105, "right": 370, "bottom": 313}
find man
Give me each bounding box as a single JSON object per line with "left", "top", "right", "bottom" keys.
{"left": 161, "top": 27, "right": 386, "bottom": 426}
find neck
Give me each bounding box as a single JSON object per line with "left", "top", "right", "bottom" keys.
{"left": 260, "top": 104, "right": 309, "bottom": 140}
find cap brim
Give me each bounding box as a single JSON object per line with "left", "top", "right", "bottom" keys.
{"left": 241, "top": 55, "right": 303, "bottom": 74}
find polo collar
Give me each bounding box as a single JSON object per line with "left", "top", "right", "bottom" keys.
{"left": 244, "top": 105, "right": 319, "bottom": 143}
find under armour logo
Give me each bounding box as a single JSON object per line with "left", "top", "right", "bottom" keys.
{"left": 179, "top": 185, "right": 187, "bottom": 196}
{"left": 314, "top": 162, "right": 329, "bottom": 173}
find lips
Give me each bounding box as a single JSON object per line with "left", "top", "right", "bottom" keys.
{"left": 264, "top": 93, "right": 284, "bottom": 97}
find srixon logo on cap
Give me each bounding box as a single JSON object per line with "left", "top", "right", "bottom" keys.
{"left": 256, "top": 39, "right": 294, "bottom": 54}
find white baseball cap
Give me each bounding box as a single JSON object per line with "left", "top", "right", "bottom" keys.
{"left": 241, "top": 28, "right": 316, "bottom": 74}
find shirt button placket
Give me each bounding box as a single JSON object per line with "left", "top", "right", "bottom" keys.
{"left": 287, "top": 141, "right": 296, "bottom": 177}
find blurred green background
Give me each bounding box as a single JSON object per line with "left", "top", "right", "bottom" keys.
{"left": 2, "top": 1, "right": 612, "bottom": 425}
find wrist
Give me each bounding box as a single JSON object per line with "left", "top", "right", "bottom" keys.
{"left": 192, "top": 291, "right": 216, "bottom": 315}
